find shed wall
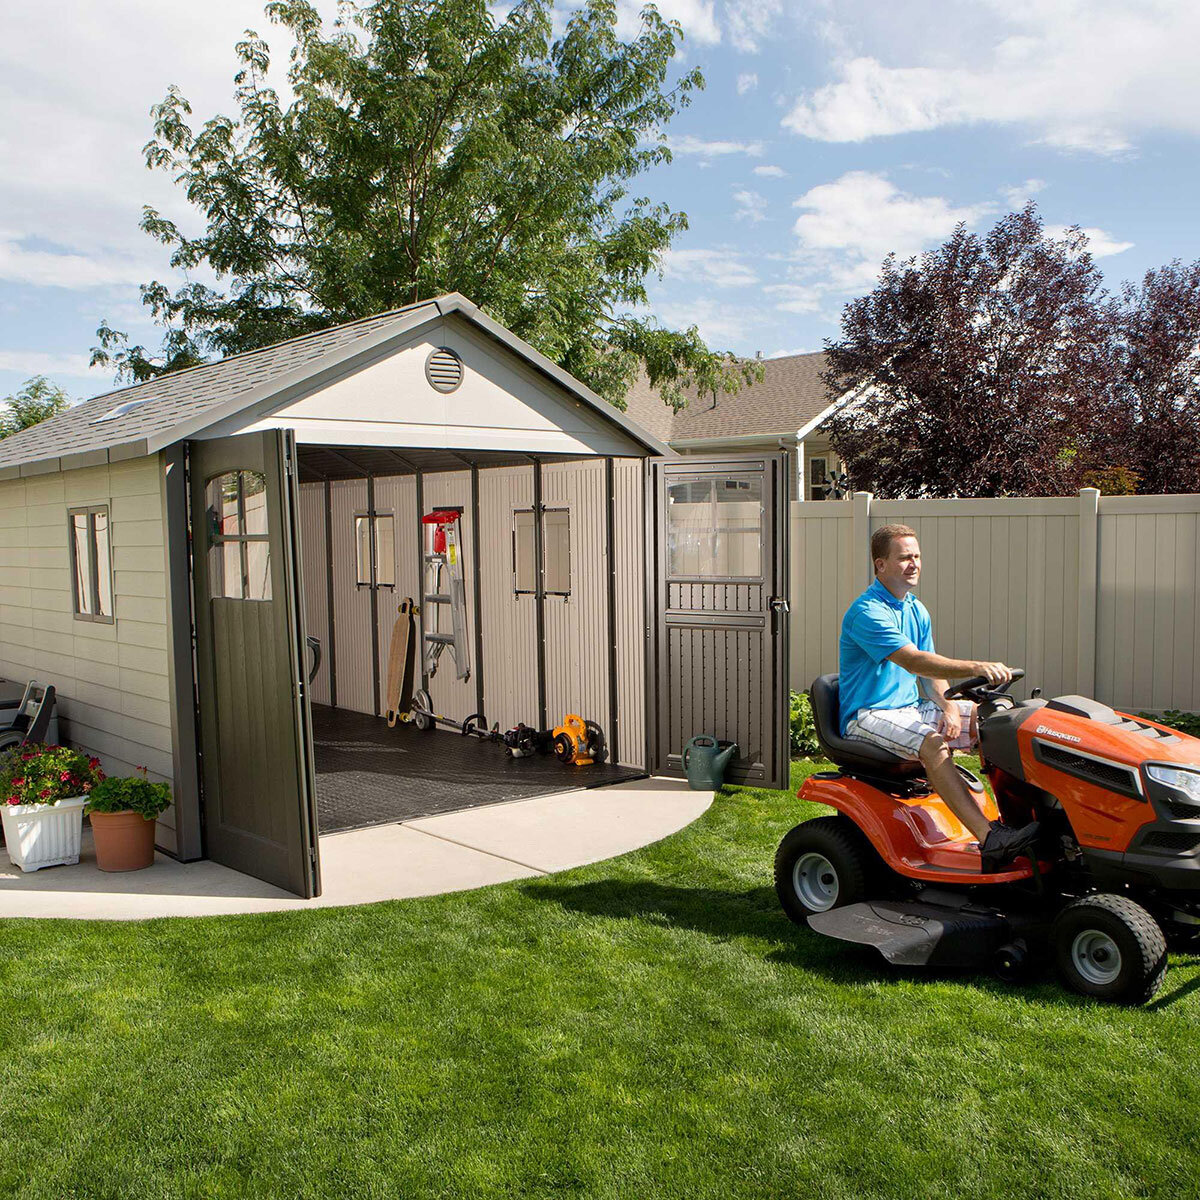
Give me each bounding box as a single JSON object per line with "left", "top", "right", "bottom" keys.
{"left": 0, "top": 455, "right": 179, "bottom": 852}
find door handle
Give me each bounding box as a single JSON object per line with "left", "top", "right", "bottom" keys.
{"left": 769, "top": 596, "right": 790, "bottom": 614}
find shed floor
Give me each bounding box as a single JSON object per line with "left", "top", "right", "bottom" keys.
{"left": 311, "top": 704, "right": 645, "bottom": 834}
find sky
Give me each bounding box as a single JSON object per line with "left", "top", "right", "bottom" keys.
{"left": 2, "top": 0, "right": 1200, "bottom": 403}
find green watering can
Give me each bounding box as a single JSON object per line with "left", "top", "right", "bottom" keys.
{"left": 682, "top": 735, "right": 739, "bottom": 790}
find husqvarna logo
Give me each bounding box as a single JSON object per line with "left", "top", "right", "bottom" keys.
{"left": 1036, "top": 724, "right": 1081, "bottom": 743}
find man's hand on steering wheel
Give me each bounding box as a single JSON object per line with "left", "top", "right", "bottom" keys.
{"left": 974, "top": 661, "right": 1014, "bottom": 686}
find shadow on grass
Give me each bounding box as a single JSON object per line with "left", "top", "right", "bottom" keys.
{"left": 523, "top": 876, "right": 1190, "bottom": 1009}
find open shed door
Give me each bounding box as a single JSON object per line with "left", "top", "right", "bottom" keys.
{"left": 189, "top": 430, "right": 320, "bottom": 898}
{"left": 647, "top": 454, "right": 790, "bottom": 790}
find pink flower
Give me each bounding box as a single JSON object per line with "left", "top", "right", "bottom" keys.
{"left": 82, "top": 782, "right": 92, "bottom": 793}
{"left": 7, "top": 795, "right": 19, "bottom": 806}
{"left": 59, "top": 770, "right": 72, "bottom": 782}
{"left": 88, "top": 757, "right": 101, "bottom": 770}
{"left": 12, "top": 777, "right": 24, "bottom": 787}
{"left": 38, "top": 788, "right": 51, "bottom": 799}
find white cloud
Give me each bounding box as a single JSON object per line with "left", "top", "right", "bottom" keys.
{"left": 662, "top": 247, "right": 759, "bottom": 288}
{"left": 733, "top": 189, "right": 768, "bottom": 224}
{"left": 578, "top": 0, "right": 720, "bottom": 44}
{"left": 768, "top": 346, "right": 816, "bottom": 358}
{"left": 1045, "top": 224, "right": 1134, "bottom": 258}
{"left": 0, "top": 236, "right": 157, "bottom": 290}
{"left": 1002, "top": 178, "right": 1046, "bottom": 209}
{"left": 667, "top": 134, "right": 764, "bottom": 157}
{"left": 766, "top": 170, "right": 993, "bottom": 316}
{"left": 725, "top": 0, "right": 784, "bottom": 54}
{"left": 792, "top": 171, "right": 992, "bottom": 263}
{"left": 780, "top": 2, "right": 1200, "bottom": 155}
{"left": 737, "top": 72, "right": 758, "bottom": 95}
{"left": 753, "top": 164, "right": 788, "bottom": 178}
{"left": 0, "top": 350, "right": 102, "bottom": 383}
{"left": 655, "top": 297, "right": 752, "bottom": 346}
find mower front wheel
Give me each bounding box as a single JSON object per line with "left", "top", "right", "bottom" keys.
{"left": 1053, "top": 894, "right": 1168, "bottom": 1005}
{"left": 774, "top": 816, "right": 876, "bottom": 925}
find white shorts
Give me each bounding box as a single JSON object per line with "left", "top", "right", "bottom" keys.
{"left": 846, "top": 699, "right": 976, "bottom": 761}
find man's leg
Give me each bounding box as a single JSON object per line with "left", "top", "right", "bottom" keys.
{"left": 918, "top": 731, "right": 992, "bottom": 841}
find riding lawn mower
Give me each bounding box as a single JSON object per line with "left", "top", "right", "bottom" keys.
{"left": 775, "top": 671, "right": 1200, "bottom": 1004}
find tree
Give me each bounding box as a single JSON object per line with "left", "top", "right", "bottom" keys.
{"left": 822, "top": 206, "right": 1123, "bottom": 498}
{"left": 0, "top": 377, "right": 70, "bottom": 439}
{"left": 1108, "top": 260, "right": 1200, "bottom": 494}
{"left": 92, "top": 0, "right": 759, "bottom": 409}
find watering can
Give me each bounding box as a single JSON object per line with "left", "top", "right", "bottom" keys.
{"left": 682, "top": 735, "right": 738, "bottom": 790}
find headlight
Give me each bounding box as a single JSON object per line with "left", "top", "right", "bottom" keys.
{"left": 1146, "top": 764, "right": 1200, "bottom": 805}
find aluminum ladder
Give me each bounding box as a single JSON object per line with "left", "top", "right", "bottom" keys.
{"left": 420, "top": 509, "right": 470, "bottom": 681}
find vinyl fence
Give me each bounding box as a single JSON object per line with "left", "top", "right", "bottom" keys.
{"left": 790, "top": 489, "right": 1200, "bottom": 714}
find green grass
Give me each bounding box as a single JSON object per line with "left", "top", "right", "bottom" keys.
{"left": 2, "top": 760, "right": 1199, "bottom": 1199}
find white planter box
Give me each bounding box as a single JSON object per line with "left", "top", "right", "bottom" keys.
{"left": 1, "top": 796, "right": 86, "bottom": 872}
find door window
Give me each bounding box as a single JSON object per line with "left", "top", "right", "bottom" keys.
{"left": 666, "top": 475, "right": 763, "bottom": 578}
{"left": 205, "top": 471, "right": 272, "bottom": 600}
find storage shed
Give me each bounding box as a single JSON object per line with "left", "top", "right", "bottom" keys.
{"left": 0, "top": 295, "right": 790, "bottom": 897}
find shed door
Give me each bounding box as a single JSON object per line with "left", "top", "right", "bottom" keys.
{"left": 189, "top": 430, "right": 320, "bottom": 898}
{"left": 647, "top": 454, "right": 790, "bottom": 789}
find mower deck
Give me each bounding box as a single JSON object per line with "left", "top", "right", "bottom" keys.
{"left": 808, "top": 889, "right": 1035, "bottom": 968}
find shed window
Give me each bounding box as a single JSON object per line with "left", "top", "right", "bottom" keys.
{"left": 204, "top": 471, "right": 272, "bottom": 601}
{"left": 355, "top": 514, "right": 395, "bottom": 587}
{"left": 68, "top": 505, "right": 113, "bottom": 622}
{"left": 666, "top": 475, "right": 763, "bottom": 578}
{"left": 512, "top": 508, "right": 571, "bottom": 597}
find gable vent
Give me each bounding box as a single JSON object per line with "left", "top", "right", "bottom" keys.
{"left": 425, "top": 347, "right": 464, "bottom": 393}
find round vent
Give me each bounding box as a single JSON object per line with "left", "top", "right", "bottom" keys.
{"left": 425, "top": 346, "right": 464, "bottom": 393}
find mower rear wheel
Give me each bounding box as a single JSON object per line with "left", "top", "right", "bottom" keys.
{"left": 774, "top": 816, "right": 876, "bottom": 925}
{"left": 1053, "top": 894, "right": 1167, "bottom": 1005}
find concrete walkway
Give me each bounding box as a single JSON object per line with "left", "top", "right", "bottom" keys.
{"left": 0, "top": 778, "right": 712, "bottom": 920}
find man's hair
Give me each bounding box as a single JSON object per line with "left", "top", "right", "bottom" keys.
{"left": 871, "top": 523, "right": 917, "bottom": 569}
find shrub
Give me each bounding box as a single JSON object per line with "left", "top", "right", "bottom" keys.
{"left": 1139, "top": 709, "right": 1200, "bottom": 739}
{"left": 85, "top": 768, "right": 172, "bottom": 819}
{"left": 790, "top": 690, "right": 821, "bottom": 759}
{"left": 0, "top": 743, "right": 105, "bottom": 808}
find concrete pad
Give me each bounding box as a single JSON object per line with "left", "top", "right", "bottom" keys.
{"left": 405, "top": 777, "right": 714, "bottom": 873}
{"left": 0, "top": 778, "right": 712, "bottom": 920}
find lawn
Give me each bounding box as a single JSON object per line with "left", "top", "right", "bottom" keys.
{"left": 1, "top": 760, "right": 1198, "bottom": 1200}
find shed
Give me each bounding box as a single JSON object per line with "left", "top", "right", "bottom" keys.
{"left": 0, "top": 295, "right": 790, "bottom": 897}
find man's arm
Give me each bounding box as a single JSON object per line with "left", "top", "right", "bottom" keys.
{"left": 889, "top": 645, "right": 1013, "bottom": 686}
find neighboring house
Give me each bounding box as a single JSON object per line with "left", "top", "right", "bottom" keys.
{"left": 621, "top": 351, "right": 852, "bottom": 500}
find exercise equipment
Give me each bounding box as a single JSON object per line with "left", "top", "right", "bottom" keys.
{"left": 384, "top": 598, "right": 419, "bottom": 728}
{"left": 421, "top": 509, "right": 470, "bottom": 682}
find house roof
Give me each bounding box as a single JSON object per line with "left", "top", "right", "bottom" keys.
{"left": 621, "top": 350, "right": 836, "bottom": 444}
{"left": 0, "top": 294, "right": 670, "bottom": 478}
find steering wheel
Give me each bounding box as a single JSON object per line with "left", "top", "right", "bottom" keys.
{"left": 944, "top": 668, "right": 1024, "bottom": 701}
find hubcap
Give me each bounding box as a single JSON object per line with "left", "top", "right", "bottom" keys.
{"left": 1071, "top": 929, "right": 1123, "bottom": 986}
{"left": 793, "top": 852, "right": 839, "bottom": 912}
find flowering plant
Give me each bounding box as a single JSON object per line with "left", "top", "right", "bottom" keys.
{"left": 0, "top": 743, "right": 105, "bottom": 808}
{"left": 85, "top": 767, "right": 171, "bottom": 819}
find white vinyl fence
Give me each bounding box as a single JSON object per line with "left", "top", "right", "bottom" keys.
{"left": 790, "top": 489, "right": 1200, "bottom": 714}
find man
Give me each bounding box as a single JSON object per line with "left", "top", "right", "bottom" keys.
{"left": 839, "top": 523, "right": 1039, "bottom": 870}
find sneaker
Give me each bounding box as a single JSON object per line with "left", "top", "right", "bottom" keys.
{"left": 980, "top": 820, "right": 1040, "bottom": 873}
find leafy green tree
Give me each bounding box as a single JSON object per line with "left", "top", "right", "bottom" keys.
{"left": 93, "top": 0, "right": 759, "bottom": 409}
{"left": 0, "top": 377, "right": 70, "bottom": 439}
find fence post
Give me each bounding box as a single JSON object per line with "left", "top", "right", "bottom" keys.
{"left": 1077, "top": 487, "right": 1100, "bottom": 696}
{"left": 852, "top": 491, "right": 874, "bottom": 590}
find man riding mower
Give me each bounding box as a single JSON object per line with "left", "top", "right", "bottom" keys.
{"left": 774, "top": 524, "right": 1199, "bottom": 1004}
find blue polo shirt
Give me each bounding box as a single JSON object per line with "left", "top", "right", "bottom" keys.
{"left": 839, "top": 579, "right": 934, "bottom": 734}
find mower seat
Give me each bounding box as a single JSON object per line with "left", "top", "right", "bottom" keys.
{"left": 809, "top": 674, "right": 924, "bottom": 779}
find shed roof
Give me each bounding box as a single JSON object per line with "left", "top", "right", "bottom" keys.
{"left": 0, "top": 294, "right": 669, "bottom": 478}
{"left": 621, "top": 350, "right": 836, "bottom": 444}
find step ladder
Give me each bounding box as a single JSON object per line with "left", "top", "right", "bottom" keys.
{"left": 420, "top": 509, "right": 470, "bottom": 682}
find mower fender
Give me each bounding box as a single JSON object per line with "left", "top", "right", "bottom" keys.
{"left": 798, "top": 772, "right": 925, "bottom": 871}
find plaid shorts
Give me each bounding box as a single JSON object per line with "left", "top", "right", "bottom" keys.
{"left": 846, "top": 699, "right": 976, "bottom": 761}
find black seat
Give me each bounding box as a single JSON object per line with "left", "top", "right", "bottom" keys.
{"left": 809, "top": 675, "right": 924, "bottom": 778}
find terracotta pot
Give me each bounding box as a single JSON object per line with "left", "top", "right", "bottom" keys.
{"left": 89, "top": 810, "right": 157, "bottom": 872}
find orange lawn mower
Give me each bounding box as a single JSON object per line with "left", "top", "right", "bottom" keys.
{"left": 775, "top": 670, "right": 1200, "bottom": 1004}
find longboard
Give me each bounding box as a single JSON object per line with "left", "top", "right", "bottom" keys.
{"left": 384, "top": 598, "right": 418, "bottom": 727}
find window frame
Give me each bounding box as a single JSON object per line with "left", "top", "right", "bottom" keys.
{"left": 354, "top": 511, "right": 396, "bottom": 590}
{"left": 512, "top": 506, "right": 572, "bottom": 599}
{"left": 809, "top": 456, "right": 828, "bottom": 502}
{"left": 68, "top": 503, "right": 114, "bottom": 624}
{"left": 205, "top": 471, "right": 273, "bottom": 602}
